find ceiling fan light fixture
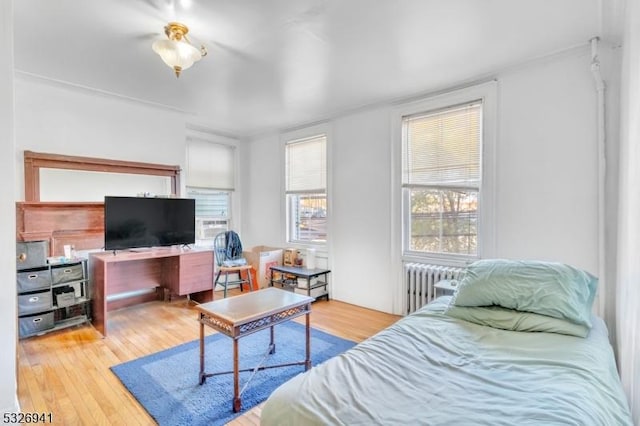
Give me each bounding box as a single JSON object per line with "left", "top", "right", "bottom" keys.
{"left": 152, "top": 22, "right": 206, "bottom": 78}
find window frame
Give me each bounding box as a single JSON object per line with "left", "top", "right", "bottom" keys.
{"left": 186, "top": 186, "right": 232, "bottom": 239}
{"left": 184, "top": 131, "right": 241, "bottom": 245}
{"left": 282, "top": 124, "right": 330, "bottom": 248}
{"left": 402, "top": 186, "right": 480, "bottom": 259}
{"left": 187, "top": 187, "right": 232, "bottom": 247}
{"left": 286, "top": 192, "right": 327, "bottom": 244}
{"left": 402, "top": 100, "right": 483, "bottom": 260}
{"left": 393, "top": 81, "right": 497, "bottom": 267}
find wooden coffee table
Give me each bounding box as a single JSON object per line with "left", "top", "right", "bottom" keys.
{"left": 195, "top": 287, "right": 314, "bottom": 412}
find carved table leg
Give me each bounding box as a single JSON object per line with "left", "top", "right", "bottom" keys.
{"left": 305, "top": 311, "right": 311, "bottom": 370}
{"left": 233, "top": 338, "right": 241, "bottom": 412}
{"left": 270, "top": 325, "right": 276, "bottom": 354}
{"left": 199, "top": 315, "right": 206, "bottom": 384}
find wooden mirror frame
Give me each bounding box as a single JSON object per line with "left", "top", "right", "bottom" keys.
{"left": 23, "top": 150, "right": 181, "bottom": 202}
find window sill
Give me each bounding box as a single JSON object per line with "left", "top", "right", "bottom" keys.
{"left": 286, "top": 242, "right": 328, "bottom": 256}
{"left": 402, "top": 253, "right": 475, "bottom": 268}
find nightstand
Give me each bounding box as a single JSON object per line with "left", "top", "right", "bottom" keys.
{"left": 434, "top": 280, "right": 459, "bottom": 298}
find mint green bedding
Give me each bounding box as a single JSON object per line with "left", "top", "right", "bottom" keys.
{"left": 444, "top": 304, "right": 590, "bottom": 337}
{"left": 261, "top": 297, "right": 632, "bottom": 425}
{"left": 452, "top": 259, "right": 598, "bottom": 327}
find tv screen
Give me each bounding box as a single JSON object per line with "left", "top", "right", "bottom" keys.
{"left": 104, "top": 196, "right": 195, "bottom": 250}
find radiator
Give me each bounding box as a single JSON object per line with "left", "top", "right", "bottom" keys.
{"left": 404, "top": 263, "right": 464, "bottom": 314}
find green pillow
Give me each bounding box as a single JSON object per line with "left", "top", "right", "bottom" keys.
{"left": 444, "top": 304, "right": 590, "bottom": 337}
{"left": 451, "top": 259, "right": 598, "bottom": 328}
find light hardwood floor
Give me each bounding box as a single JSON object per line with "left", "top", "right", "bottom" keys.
{"left": 17, "top": 289, "right": 400, "bottom": 425}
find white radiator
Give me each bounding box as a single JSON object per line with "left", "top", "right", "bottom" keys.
{"left": 404, "top": 263, "right": 464, "bottom": 314}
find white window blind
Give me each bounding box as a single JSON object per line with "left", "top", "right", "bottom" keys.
{"left": 285, "top": 134, "right": 327, "bottom": 243}
{"left": 186, "top": 139, "right": 235, "bottom": 190}
{"left": 401, "top": 100, "right": 482, "bottom": 257}
{"left": 286, "top": 135, "right": 327, "bottom": 193}
{"left": 402, "top": 101, "right": 481, "bottom": 189}
{"left": 186, "top": 187, "right": 229, "bottom": 218}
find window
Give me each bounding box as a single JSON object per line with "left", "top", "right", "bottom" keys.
{"left": 185, "top": 139, "right": 236, "bottom": 243}
{"left": 186, "top": 187, "right": 230, "bottom": 240}
{"left": 285, "top": 134, "right": 327, "bottom": 244}
{"left": 402, "top": 101, "right": 482, "bottom": 258}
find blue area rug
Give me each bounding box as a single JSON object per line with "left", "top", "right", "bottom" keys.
{"left": 111, "top": 321, "right": 355, "bottom": 426}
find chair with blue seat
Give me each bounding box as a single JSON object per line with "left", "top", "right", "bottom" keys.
{"left": 213, "top": 231, "right": 254, "bottom": 298}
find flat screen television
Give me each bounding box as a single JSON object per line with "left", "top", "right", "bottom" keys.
{"left": 104, "top": 196, "right": 195, "bottom": 251}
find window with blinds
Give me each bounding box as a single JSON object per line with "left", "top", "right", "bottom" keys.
{"left": 285, "top": 134, "right": 327, "bottom": 244}
{"left": 185, "top": 140, "right": 236, "bottom": 242}
{"left": 402, "top": 101, "right": 482, "bottom": 256}
{"left": 186, "top": 140, "right": 235, "bottom": 190}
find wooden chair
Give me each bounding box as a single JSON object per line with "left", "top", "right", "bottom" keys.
{"left": 213, "top": 231, "right": 254, "bottom": 298}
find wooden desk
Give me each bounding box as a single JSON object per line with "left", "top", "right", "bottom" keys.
{"left": 195, "top": 288, "right": 313, "bottom": 412}
{"left": 90, "top": 247, "right": 213, "bottom": 336}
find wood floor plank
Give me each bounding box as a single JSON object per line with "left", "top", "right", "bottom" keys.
{"left": 54, "top": 342, "right": 114, "bottom": 425}
{"left": 17, "top": 289, "right": 401, "bottom": 424}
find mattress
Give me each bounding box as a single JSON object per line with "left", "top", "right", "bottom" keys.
{"left": 261, "top": 296, "right": 632, "bottom": 425}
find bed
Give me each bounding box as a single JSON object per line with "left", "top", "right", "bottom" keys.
{"left": 261, "top": 260, "right": 633, "bottom": 425}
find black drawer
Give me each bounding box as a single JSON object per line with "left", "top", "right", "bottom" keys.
{"left": 19, "top": 311, "right": 54, "bottom": 338}
{"left": 51, "top": 263, "right": 84, "bottom": 285}
{"left": 16, "top": 268, "right": 51, "bottom": 293}
{"left": 18, "top": 290, "right": 52, "bottom": 315}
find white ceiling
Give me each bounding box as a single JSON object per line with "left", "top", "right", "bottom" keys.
{"left": 13, "top": 0, "right": 619, "bottom": 138}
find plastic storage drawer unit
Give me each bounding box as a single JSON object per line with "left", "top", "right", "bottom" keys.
{"left": 16, "top": 268, "right": 51, "bottom": 293}
{"left": 16, "top": 240, "right": 48, "bottom": 270}
{"left": 19, "top": 311, "right": 54, "bottom": 338}
{"left": 18, "top": 290, "right": 53, "bottom": 316}
{"left": 51, "top": 263, "right": 84, "bottom": 285}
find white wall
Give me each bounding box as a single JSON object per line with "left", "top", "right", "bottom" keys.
{"left": 1, "top": 0, "right": 18, "bottom": 413}
{"left": 495, "top": 51, "right": 598, "bottom": 271}
{"left": 616, "top": 0, "right": 640, "bottom": 420}
{"left": 244, "top": 47, "right": 606, "bottom": 315}
{"left": 14, "top": 75, "right": 187, "bottom": 200}
{"left": 330, "top": 107, "right": 392, "bottom": 309}
{"left": 242, "top": 133, "right": 282, "bottom": 248}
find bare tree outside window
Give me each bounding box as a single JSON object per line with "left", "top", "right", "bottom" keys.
{"left": 409, "top": 189, "right": 477, "bottom": 255}
{"left": 402, "top": 101, "right": 482, "bottom": 257}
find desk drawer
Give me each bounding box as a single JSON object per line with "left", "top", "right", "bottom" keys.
{"left": 180, "top": 251, "right": 213, "bottom": 268}
{"left": 17, "top": 269, "right": 51, "bottom": 292}
{"left": 18, "top": 290, "right": 52, "bottom": 315}
{"left": 52, "top": 263, "right": 84, "bottom": 285}
{"left": 19, "top": 311, "right": 54, "bottom": 338}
